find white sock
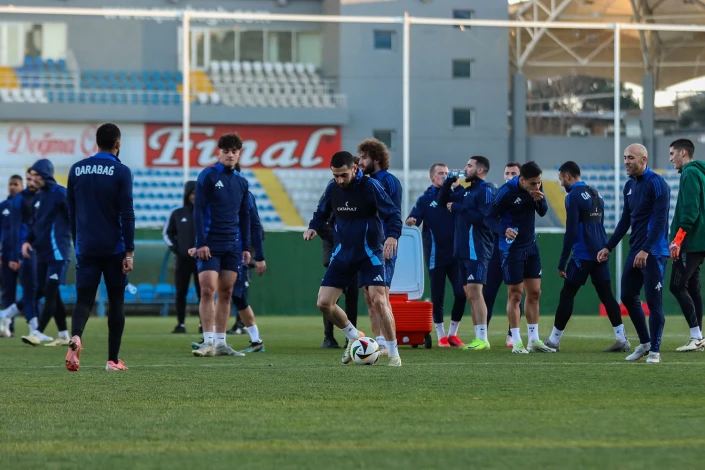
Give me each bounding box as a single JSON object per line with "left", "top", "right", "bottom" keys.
{"left": 614, "top": 324, "right": 627, "bottom": 342}
{"left": 203, "top": 331, "right": 214, "bottom": 345}
{"left": 449, "top": 320, "right": 460, "bottom": 337}
{"left": 58, "top": 330, "right": 69, "bottom": 340}
{"left": 387, "top": 339, "right": 399, "bottom": 358}
{"left": 511, "top": 328, "right": 522, "bottom": 345}
{"left": 247, "top": 325, "right": 261, "bottom": 343}
{"left": 2, "top": 303, "right": 19, "bottom": 319}
{"left": 215, "top": 332, "right": 226, "bottom": 347}
{"left": 527, "top": 324, "right": 539, "bottom": 343}
{"left": 341, "top": 322, "right": 360, "bottom": 341}
{"left": 548, "top": 326, "right": 564, "bottom": 344}
{"left": 690, "top": 326, "right": 703, "bottom": 340}
{"left": 29, "top": 317, "right": 38, "bottom": 331}
{"left": 477, "top": 324, "right": 488, "bottom": 341}
{"left": 375, "top": 335, "right": 387, "bottom": 347}
{"left": 435, "top": 322, "right": 446, "bottom": 339}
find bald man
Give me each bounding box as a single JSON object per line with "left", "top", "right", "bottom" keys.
{"left": 598, "top": 144, "right": 671, "bottom": 363}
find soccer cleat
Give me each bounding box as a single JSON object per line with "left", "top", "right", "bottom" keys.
{"left": 462, "top": 338, "right": 490, "bottom": 351}
{"left": 512, "top": 342, "right": 529, "bottom": 354}
{"left": 528, "top": 340, "right": 556, "bottom": 353}
{"left": 645, "top": 352, "right": 661, "bottom": 363}
{"left": 505, "top": 334, "right": 513, "bottom": 348}
{"left": 37, "top": 332, "right": 54, "bottom": 342}
{"left": 65, "top": 336, "right": 82, "bottom": 372}
{"left": 240, "top": 341, "right": 265, "bottom": 353}
{"left": 45, "top": 337, "right": 70, "bottom": 347}
{"left": 544, "top": 338, "right": 560, "bottom": 352}
{"left": 190, "top": 339, "right": 204, "bottom": 350}
{"left": 676, "top": 338, "right": 705, "bottom": 352}
{"left": 377, "top": 344, "right": 389, "bottom": 356}
{"left": 214, "top": 344, "right": 246, "bottom": 357}
{"left": 438, "top": 336, "right": 450, "bottom": 347}
{"left": 388, "top": 356, "right": 402, "bottom": 367}
{"left": 172, "top": 325, "right": 186, "bottom": 334}
{"left": 21, "top": 334, "right": 41, "bottom": 346}
{"left": 625, "top": 343, "right": 650, "bottom": 361}
{"left": 0, "top": 317, "right": 12, "bottom": 338}
{"left": 342, "top": 331, "right": 365, "bottom": 364}
{"left": 320, "top": 337, "right": 340, "bottom": 349}
{"left": 447, "top": 335, "right": 466, "bottom": 347}
{"left": 603, "top": 339, "right": 631, "bottom": 352}
{"left": 105, "top": 359, "right": 128, "bottom": 371}
{"left": 192, "top": 342, "right": 215, "bottom": 357}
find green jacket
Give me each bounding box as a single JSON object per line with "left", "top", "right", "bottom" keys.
{"left": 670, "top": 160, "right": 705, "bottom": 252}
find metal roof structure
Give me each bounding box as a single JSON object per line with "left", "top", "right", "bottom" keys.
{"left": 510, "top": 0, "right": 705, "bottom": 88}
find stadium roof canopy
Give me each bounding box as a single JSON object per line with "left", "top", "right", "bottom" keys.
{"left": 509, "top": 0, "right": 705, "bottom": 88}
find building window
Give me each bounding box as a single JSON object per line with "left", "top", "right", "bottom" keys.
{"left": 452, "top": 108, "right": 473, "bottom": 127}
{"left": 453, "top": 10, "right": 474, "bottom": 30}
{"left": 374, "top": 31, "right": 394, "bottom": 50}
{"left": 239, "top": 30, "right": 264, "bottom": 62}
{"left": 373, "top": 130, "right": 395, "bottom": 150}
{"left": 267, "top": 31, "right": 293, "bottom": 63}
{"left": 452, "top": 59, "right": 472, "bottom": 78}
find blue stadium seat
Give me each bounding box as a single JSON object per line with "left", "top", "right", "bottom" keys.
{"left": 155, "top": 283, "right": 176, "bottom": 300}
{"left": 137, "top": 283, "right": 155, "bottom": 302}
{"left": 124, "top": 286, "right": 138, "bottom": 303}
{"left": 187, "top": 285, "right": 199, "bottom": 303}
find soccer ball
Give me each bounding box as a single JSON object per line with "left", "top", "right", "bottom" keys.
{"left": 351, "top": 337, "right": 380, "bottom": 365}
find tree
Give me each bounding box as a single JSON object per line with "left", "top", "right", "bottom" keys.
{"left": 678, "top": 94, "right": 705, "bottom": 128}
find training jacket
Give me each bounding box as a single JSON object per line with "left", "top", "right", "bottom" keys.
{"left": 6, "top": 189, "right": 37, "bottom": 263}
{"left": 0, "top": 198, "right": 11, "bottom": 258}
{"left": 68, "top": 152, "right": 135, "bottom": 257}
{"left": 558, "top": 181, "right": 608, "bottom": 271}
{"left": 26, "top": 159, "right": 72, "bottom": 263}
{"left": 670, "top": 160, "right": 705, "bottom": 253}
{"left": 242, "top": 191, "right": 265, "bottom": 262}
{"left": 371, "top": 169, "right": 402, "bottom": 238}
{"left": 163, "top": 181, "right": 197, "bottom": 258}
{"left": 308, "top": 169, "right": 402, "bottom": 264}
{"left": 438, "top": 177, "right": 496, "bottom": 262}
{"left": 407, "top": 185, "right": 460, "bottom": 269}
{"left": 606, "top": 168, "right": 670, "bottom": 256}
{"left": 194, "top": 162, "right": 251, "bottom": 253}
{"left": 485, "top": 176, "right": 549, "bottom": 257}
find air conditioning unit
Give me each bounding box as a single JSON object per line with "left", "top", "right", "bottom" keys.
{"left": 566, "top": 124, "right": 591, "bottom": 137}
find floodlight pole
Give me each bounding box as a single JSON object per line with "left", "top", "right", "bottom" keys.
{"left": 181, "top": 11, "right": 191, "bottom": 185}
{"left": 614, "top": 23, "right": 623, "bottom": 300}
{"left": 402, "top": 11, "right": 411, "bottom": 219}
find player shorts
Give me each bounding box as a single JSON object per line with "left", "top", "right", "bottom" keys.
{"left": 323, "top": 253, "right": 386, "bottom": 290}
{"left": 501, "top": 244, "right": 542, "bottom": 285}
{"left": 37, "top": 260, "right": 69, "bottom": 286}
{"left": 383, "top": 257, "right": 396, "bottom": 288}
{"left": 564, "top": 258, "right": 611, "bottom": 286}
{"left": 460, "top": 259, "right": 489, "bottom": 285}
{"left": 75, "top": 254, "right": 126, "bottom": 290}
{"left": 231, "top": 266, "right": 250, "bottom": 310}
{"left": 197, "top": 248, "right": 241, "bottom": 274}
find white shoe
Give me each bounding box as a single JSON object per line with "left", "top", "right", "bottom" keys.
{"left": 645, "top": 352, "right": 661, "bottom": 363}
{"left": 527, "top": 340, "right": 556, "bottom": 353}
{"left": 0, "top": 317, "right": 12, "bottom": 337}
{"left": 676, "top": 338, "right": 705, "bottom": 352}
{"left": 625, "top": 343, "right": 650, "bottom": 361}
{"left": 37, "top": 332, "right": 54, "bottom": 342}
{"left": 512, "top": 342, "right": 529, "bottom": 354}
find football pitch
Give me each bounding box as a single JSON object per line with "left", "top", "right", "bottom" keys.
{"left": 1, "top": 315, "right": 703, "bottom": 469}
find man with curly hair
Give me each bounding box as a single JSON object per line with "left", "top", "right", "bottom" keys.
{"left": 357, "top": 138, "right": 402, "bottom": 353}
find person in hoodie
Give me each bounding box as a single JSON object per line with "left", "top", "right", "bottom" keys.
{"left": 544, "top": 161, "right": 630, "bottom": 353}
{"left": 305, "top": 151, "right": 403, "bottom": 367}
{"left": 0, "top": 174, "right": 24, "bottom": 337}
{"left": 20, "top": 159, "right": 72, "bottom": 348}
{"left": 163, "top": 180, "right": 201, "bottom": 334}
{"left": 406, "top": 163, "right": 466, "bottom": 347}
{"left": 667, "top": 139, "right": 705, "bottom": 352}
{"left": 65, "top": 123, "right": 135, "bottom": 372}
{"left": 598, "top": 143, "right": 671, "bottom": 364}
{"left": 438, "top": 156, "right": 496, "bottom": 350}
{"left": 0, "top": 170, "right": 41, "bottom": 340}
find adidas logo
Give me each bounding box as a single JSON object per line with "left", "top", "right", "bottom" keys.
{"left": 467, "top": 274, "right": 475, "bottom": 281}
{"left": 429, "top": 201, "right": 437, "bottom": 207}
{"left": 215, "top": 180, "right": 224, "bottom": 189}
{"left": 49, "top": 273, "right": 59, "bottom": 280}
{"left": 514, "top": 197, "right": 522, "bottom": 204}
{"left": 34, "top": 201, "right": 40, "bottom": 208}
{"left": 1, "top": 208, "right": 9, "bottom": 216}
{"left": 627, "top": 189, "right": 632, "bottom": 196}
{"left": 373, "top": 275, "right": 384, "bottom": 282}
{"left": 181, "top": 217, "right": 187, "bottom": 222}
{"left": 655, "top": 282, "right": 662, "bottom": 291}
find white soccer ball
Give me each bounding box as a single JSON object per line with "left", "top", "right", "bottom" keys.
{"left": 351, "top": 337, "right": 380, "bottom": 365}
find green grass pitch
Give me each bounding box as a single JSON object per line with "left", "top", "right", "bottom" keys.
{"left": 1, "top": 315, "right": 704, "bottom": 469}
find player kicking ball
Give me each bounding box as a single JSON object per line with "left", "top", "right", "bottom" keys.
{"left": 305, "top": 151, "right": 403, "bottom": 366}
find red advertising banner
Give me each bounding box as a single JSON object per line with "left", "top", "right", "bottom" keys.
{"left": 145, "top": 124, "right": 341, "bottom": 169}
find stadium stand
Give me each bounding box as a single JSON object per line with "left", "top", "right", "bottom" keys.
{"left": 0, "top": 56, "right": 343, "bottom": 108}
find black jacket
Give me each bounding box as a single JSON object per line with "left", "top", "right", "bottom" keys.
{"left": 163, "top": 181, "right": 196, "bottom": 258}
